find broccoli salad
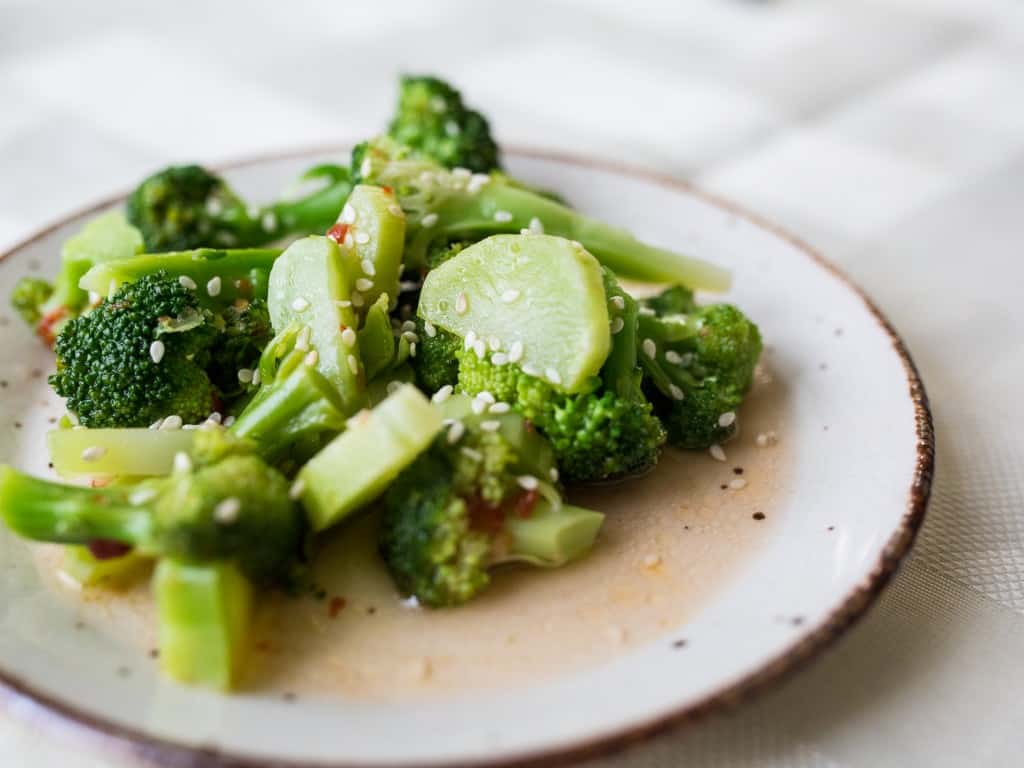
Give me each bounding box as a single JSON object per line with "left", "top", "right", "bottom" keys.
{"left": 1, "top": 75, "right": 762, "bottom": 691}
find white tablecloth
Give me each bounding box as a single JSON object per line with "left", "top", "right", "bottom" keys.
{"left": 2, "top": 1, "right": 1022, "bottom": 765}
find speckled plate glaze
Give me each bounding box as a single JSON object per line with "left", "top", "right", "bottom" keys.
{"left": 0, "top": 149, "right": 933, "bottom": 768}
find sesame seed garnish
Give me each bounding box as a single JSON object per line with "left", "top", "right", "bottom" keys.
{"left": 251, "top": 368, "right": 261, "bottom": 387}
{"left": 447, "top": 420, "right": 466, "bottom": 444}
{"left": 709, "top": 444, "right": 727, "bottom": 462}
{"left": 546, "top": 368, "right": 563, "bottom": 385}
{"left": 508, "top": 341, "right": 524, "bottom": 363}
{"left": 388, "top": 204, "right": 404, "bottom": 217}
{"left": 610, "top": 317, "right": 625, "bottom": 335}
{"left": 341, "top": 328, "right": 357, "bottom": 347}
{"left": 643, "top": 554, "right": 662, "bottom": 569}
{"left": 638, "top": 307, "right": 656, "bottom": 317}
{"left": 343, "top": 231, "right": 354, "bottom": 249}
{"left": 355, "top": 231, "right": 370, "bottom": 245}
{"left": 480, "top": 420, "right": 501, "bottom": 432}
{"left": 665, "top": 350, "right": 682, "bottom": 365}
{"left": 488, "top": 336, "right": 501, "bottom": 351}
{"left": 385, "top": 380, "right": 401, "bottom": 395}
{"left": 494, "top": 210, "right": 513, "bottom": 223}
{"left": 355, "top": 278, "right": 374, "bottom": 292}
{"left": 421, "top": 212, "right": 438, "bottom": 228}
{"left": 477, "top": 391, "right": 496, "bottom": 404}
{"left": 261, "top": 212, "right": 277, "bottom": 232}
{"left": 291, "top": 297, "right": 310, "bottom": 312}
{"left": 410, "top": 342, "right": 417, "bottom": 357}
{"left": 402, "top": 331, "right": 419, "bottom": 344}
{"left": 336, "top": 299, "right": 352, "bottom": 309}
{"left": 340, "top": 203, "right": 356, "bottom": 224}
{"left": 289, "top": 480, "right": 306, "bottom": 500}
{"left": 296, "top": 325, "right": 312, "bottom": 351}
{"left": 470, "top": 398, "right": 487, "bottom": 415}
{"left": 206, "top": 276, "right": 222, "bottom": 297}
{"left": 208, "top": 412, "right": 223, "bottom": 424}
{"left": 173, "top": 452, "right": 192, "bottom": 473}
{"left": 609, "top": 296, "right": 625, "bottom": 310}
{"left": 464, "top": 331, "right": 478, "bottom": 350}
{"left": 214, "top": 497, "right": 241, "bottom": 524}
{"left": 489, "top": 402, "right": 511, "bottom": 414}
{"left": 728, "top": 477, "right": 748, "bottom": 490}
{"left": 80, "top": 446, "right": 106, "bottom": 462}
{"left": 460, "top": 446, "right": 483, "bottom": 462}
{"left": 473, "top": 339, "right": 487, "bottom": 359}
{"left": 130, "top": 487, "right": 158, "bottom": 506}
{"left": 528, "top": 217, "right": 544, "bottom": 234}
{"left": 182, "top": 424, "right": 199, "bottom": 431}
{"left": 350, "top": 292, "right": 364, "bottom": 308}
{"left": 549, "top": 467, "right": 559, "bottom": 482}
{"left": 669, "top": 384, "right": 685, "bottom": 401}
{"left": 467, "top": 174, "right": 490, "bottom": 194}
{"left": 424, "top": 321, "right": 436, "bottom": 338}
{"left": 642, "top": 338, "right": 657, "bottom": 358}
{"left": 178, "top": 276, "right": 197, "bottom": 291}
{"left": 237, "top": 368, "right": 254, "bottom": 384}
{"left": 149, "top": 340, "right": 165, "bottom": 364}
{"left": 361, "top": 259, "right": 376, "bottom": 276}
{"left": 521, "top": 363, "right": 540, "bottom": 377}
{"left": 222, "top": 415, "right": 236, "bottom": 427}
{"left": 517, "top": 475, "right": 539, "bottom": 491}
{"left": 501, "top": 288, "right": 521, "bottom": 303}
{"left": 347, "top": 355, "right": 359, "bottom": 374}
{"left": 452, "top": 167, "right": 471, "bottom": 179}
{"left": 206, "top": 198, "right": 223, "bottom": 216}
{"left": 305, "top": 350, "right": 320, "bottom": 367}
{"left": 718, "top": 412, "right": 736, "bottom": 428}
{"left": 149, "top": 419, "right": 163, "bottom": 430}
{"left": 491, "top": 352, "right": 509, "bottom": 365}
{"left": 432, "top": 385, "right": 454, "bottom": 404}
{"left": 455, "top": 292, "right": 469, "bottom": 315}
{"left": 161, "top": 415, "right": 183, "bottom": 431}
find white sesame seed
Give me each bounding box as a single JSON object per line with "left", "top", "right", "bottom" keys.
{"left": 467, "top": 174, "right": 490, "bottom": 194}
{"left": 521, "top": 363, "right": 540, "bottom": 377}
{"left": 295, "top": 325, "right": 312, "bottom": 351}
{"left": 470, "top": 398, "right": 487, "bottom": 415}
{"left": 546, "top": 368, "right": 563, "bottom": 385}
{"left": 88, "top": 291, "right": 102, "bottom": 306}
{"left": 464, "top": 330, "right": 478, "bottom": 350}
{"left": 501, "top": 288, "right": 522, "bottom": 304}
{"left": 642, "top": 338, "right": 657, "bottom": 359}
{"left": 489, "top": 402, "right": 511, "bottom": 414}
{"left": 237, "top": 368, "right": 253, "bottom": 384}
{"left": 214, "top": 497, "right": 241, "bottom": 524}
{"left": 452, "top": 167, "right": 471, "bottom": 180}
{"left": 609, "top": 295, "right": 625, "bottom": 310}
{"left": 178, "top": 275, "right": 197, "bottom": 291}
{"left": 388, "top": 204, "right": 404, "bottom": 217}
{"left": 207, "top": 412, "right": 222, "bottom": 424}
{"left": 359, "top": 157, "right": 372, "bottom": 179}
{"left": 477, "top": 391, "right": 496, "bottom": 404}
{"left": 173, "top": 452, "right": 192, "bottom": 473}
{"left": 643, "top": 554, "right": 662, "bottom": 569}
{"left": 182, "top": 424, "right": 199, "bottom": 431}
{"left": 336, "top": 299, "right": 352, "bottom": 309}
{"left": 402, "top": 331, "right": 419, "bottom": 344}
{"left": 665, "top": 350, "right": 683, "bottom": 365}
{"left": 718, "top": 411, "right": 737, "bottom": 428}
{"left": 423, "top": 321, "right": 436, "bottom": 338}
{"left": 569, "top": 240, "right": 582, "bottom": 249}
{"left": 520, "top": 228, "right": 532, "bottom": 235}
{"left": 494, "top": 210, "right": 513, "bottom": 223}
{"left": 340, "top": 203, "right": 356, "bottom": 224}
{"left": 679, "top": 352, "right": 695, "bottom": 367}
{"left": 517, "top": 475, "right": 539, "bottom": 491}
{"left": 149, "top": 340, "right": 165, "bottom": 364}
{"left": 206, "top": 276, "right": 222, "bottom": 297}
{"left": 480, "top": 420, "right": 501, "bottom": 432}
{"left": 488, "top": 336, "right": 502, "bottom": 351}
{"left": 460, "top": 446, "right": 482, "bottom": 462}
{"left": 149, "top": 419, "right": 163, "bottom": 430}
{"left": 130, "top": 487, "right": 158, "bottom": 506}
{"left": 343, "top": 231, "right": 354, "bottom": 249}
{"left": 360, "top": 259, "right": 376, "bottom": 276}
{"left": 728, "top": 477, "right": 748, "bottom": 490}
{"left": 350, "top": 292, "right": 364, "bottom": 308}
{"left": 251, "top": 368, "right": 261, "bottom": 387}
{"left": 305, "top": 350, "right": 320, "bottom": 367}
{"left": 222, "top": 416, "right": 236, "bottom": 427}
{"left": 420, "top": 212, "right": 438, "bottom": 228}
{"left": 508, "top": 341, "right": 524, "bottom": 363}
{"left": 341, "top": 327, "right": 357, "bottom": 347}
{"left": 80, "top": 446, "right": 106, "bottom": 462}
{"left": 455, "top": 292, "right": 469, "bottom": 315}
{"left": 638, "top": 306, "right": 656, "bottom": 317}
{"left": 347, "top": 355, "right": 359, "bottom": 374}
{"left": 386, "top": 380, "right": 401, "bottom": 394}
{"left": 549, "top": 467, "right": 559, "bottom": 482}
{"left": 160, "top": 415, "right": 183, "bottom": 431}
{"left": 709, "top": 444, "right": 727, "bottom": 462}
{"left": 261, "top": 212, "right": 277, "bottom": 233}
{"left": 354, "top": 231, "right": 370, "bottom": 245}
{"left": 491, "top": 352, "right": 509, "bottom": 365}
{"left": 669, "top": 384, "right": 685, "bottom": 401}
{"left": 473, "top": 339, "right": 487, "bottom": 359}
{"left": 206, "top": 198, "right": 223, "bottom": 216}
{"left": 410, "top": 342, "right": 417, "bottom": 357}
{"left": 446, "top": 420, "right": 466, "bottom": 444}
{"left": 432, "top": 385, "right": 454, "bottom": 404}
{"left": 610, "top": 317, "right": 625, "bottom": 335}
{"left": 289, "top": 480, "right": 306, "bottom": 500}
{"left": 355, "top": 278, "right": 373, "bottom": 293}
{"left": 528, "top": 217, "right": 544, "bottom": 234}
{"left": 291, "top": 297, "right": 310, "bottom": 312}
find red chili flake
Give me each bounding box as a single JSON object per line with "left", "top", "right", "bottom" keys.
{"left": 327, "top": 223, "right": 349, "bottom": 243}
{"left": 467, "top": 495, "right": 505, "bottom": 534}
{"left": 37, "top": 306, "right": 68, "bottom": 347}
{"left": 328, "top": 596, "right": 347, "bottom": 618}
{"left": 381, "top": 186, "right": 393, "bottom": 195}
{"left": 339, "top": 323, "right": 348, "bottom": 333}
{"left": 235, "top": 278, "right": 253, "bottom": 297}
{"left": 512, "top": 489, "right": 539, "bottom": 519}
{"left": 88, "top": 539, "right": 133, "bottom": 560}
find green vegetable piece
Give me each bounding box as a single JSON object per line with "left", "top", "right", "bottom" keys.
{"left": 61, "top": 546, "right": 149, "bottom": 588}
{"left": 268, "top": 236, "right": 363, "bottom": 412}
{"left": 419, "top": 234, "right": 610, "bottom": 393}
{"left": 358, "top": 294, "right": 403, "bottom": 380}
{"left": 47, "top": 428, "right": 196, "bottom": 478}
{"left": 155, "top": 559, "right": 252, "bottom": 690}
{"left": 298, "top": 384, "right": 443, "bottom": 532}
{"left": 504, "top": 502, "right": 604, "bottom": 567}
{"left": 365, "top": 364, "right": 416, "bottom": 406}
{"left": 80, "top": 248, "right": 280, "bottom": 307}
{"left": 339, "top": 185, "right": 406, "bottom": 312}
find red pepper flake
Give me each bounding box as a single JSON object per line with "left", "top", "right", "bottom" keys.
{"left": 467, "top": 495, "right": 505, "bottom": 535}
{"left": 339, "top": 323, "right": 348, "bottom": 333}
{"left": 328, "top": 596, "right": 347, "bottom": 618}
{"left": 37, "top": 306, "right": 68, "bottom": 347}
{"left": 381, "top": 186, "right": 393, "bottom": 195}
{"left": 88, "top": 539, "right": 133, "bottom": 560}
{"left": 327, "top": 223, "right": 349, "bottom": 243}
{"left": 235, "top": 278, "right": 253, "bottom": 297}
{"left": 512, "top": 489, "right": 539, "bottom": 519}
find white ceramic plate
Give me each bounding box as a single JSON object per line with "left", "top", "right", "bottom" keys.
{"left": 0, "top": 149, "right": 932, "bottom": 768}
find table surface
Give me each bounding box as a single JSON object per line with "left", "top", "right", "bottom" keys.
{"left": 2, "top": 1, "right": 1023, "bottom": 766}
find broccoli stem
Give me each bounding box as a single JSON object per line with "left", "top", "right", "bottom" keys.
{"left": 47, "top": 428, "right": 197, "bottom": 478}
{"left": 155, "top": 558, "right": 252, "bottom": 690}
{"left": 263, "top": 164, "right": 353, "bottom": 240}
{"left": 0, "top": 466, "right": 154, "bottom": 547}
{"left": 424, "top": 183, "right": 731, "bottom": 290}
{"left": 79, "top": 248, "right": 281, "bottom": 305}
{"left": 502, "top": 501, "right": 604, "bottom": 567}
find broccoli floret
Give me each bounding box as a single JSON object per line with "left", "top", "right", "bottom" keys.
{"left": 206, "top": 298, "right": 273, "bottom": 401}
{"left": 50, "top": 272, "right": 220, "bottom": 428}
{"left": 0, "top": 446, "right": 305, "bottom": 585}
{"left": 127, "top": 163, "right": 352, "bottom": 252}
{"left": 350, "top": 136, "right": 730, "bottom": 290}
{"left": 637, "top": 287, "right": 762, "bottom": 450}
{"left": 387, "top": 75, "right": 500, "bottom": 173}
{"left": 425, "top": 239, "right": 471, "bottom": 270}
{"left": 379, "top": 401, "right": 603, "bottom": 607}
{"left": 11, "top": 277, "right": 53, "bottom": 328}
{"left": 410, "top": 318, "right": 461, "bottom": 393}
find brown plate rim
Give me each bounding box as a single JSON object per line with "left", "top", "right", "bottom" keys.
{"left": 0, "top": 145, "right": 934, "bottom": 768}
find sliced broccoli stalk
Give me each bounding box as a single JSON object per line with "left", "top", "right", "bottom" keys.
{"left": 80, "top": 248, "right": 280, "bottom": 307}
{"left": 365, "top": 363, "right": 416, "bottom": 406}
{"left": 155, "top": 558, "right": 252, "bottom": 690}
{"left": 296, "top": 384, "right": 443, "bottom": 532}
{"left": 62, "top": 545, "right": 150, "bottom": 588}
{"left": 503, "top": 502, "right": 604, "bottom": 567}
{"left": 47, "top": 428, "right": 197, "bottom": 478}
{"left": 268, "top": 236, "right": 365, "bottom": 413}
{"left": 419, "top": 234, "right": 611, "bottom": 393}
{"left": 356, "top": 136, "right": 730, "bottom": 290}
{"left": 0, "top": 452, "right": 304, "bottom": 585}
{"left": 126, "top": 164, "right": 352, "bottom": 253}
{"left": 358, "top": 293, "right": 410, "bottom": 381}
{"left": 334, "top": 184, "right": 406, "bottom": 314}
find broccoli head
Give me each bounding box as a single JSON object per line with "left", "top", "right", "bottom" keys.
{"left": 387, "top": 75, "right": 500, "bottom": 174}
{"left": 637, "top": 286, "right": 762, "bottom": 449}
{"left": 206, "top": 298, "right": 273, "bottom": 400}
{"left": 410, "top": 319, "right": 461, "bottom": 393}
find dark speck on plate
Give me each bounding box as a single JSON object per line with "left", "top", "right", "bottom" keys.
{"left": 149, "top": 648, "right": 160, "bottom": 659}
{"left": 283, "top": 692, "right": 297, "bottom": 702}
{"left": 671, "top": 639, "right": 688, "bottom": 650}
{"left": 733, "top": 467, "right": 743, "bottom": 475}
{"left": 752, "top": 512, "right": 766, "bottom": 521}
{"left": 116, "top": 666, "right": 132, "bottom": 678}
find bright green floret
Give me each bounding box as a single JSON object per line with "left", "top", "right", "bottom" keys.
{"left": 637, "top": 286, "right": 762, "bottom": 450}
{"left": 410, "top": 318, "right": 461, "bottom": 393}
{"left": 127, "top": 163, "right": 352, "bottom": 252}
{"left": 386, "top": 75, "right": 501, "bottom": 173}
{"left": 379, "top": 400, "right": 603, "bottom": 607}
{"left": 0, "top": 444, "right": 305, "bottom": 585}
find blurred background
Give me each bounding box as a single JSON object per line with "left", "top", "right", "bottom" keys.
{"left": 2, "top": 0, "right": 1023, "bottom": 766}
